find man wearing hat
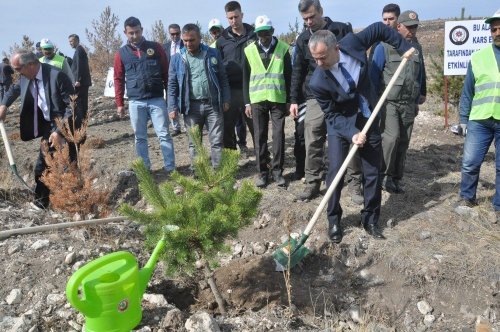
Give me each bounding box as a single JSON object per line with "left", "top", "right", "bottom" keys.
{"left": 455, "top": 9, "right": 500, "bottom": 221}
{"left": 38, "top": 38, "right": 75, "bottom": 83}
{"left": 208, "top": 19, "right": 224, "bottom": 47}
{"left": 370, "top": 10, "right": 426, "bottom": 194}
{"left": 242, "top": 15, "right": 292, "bottom": 187}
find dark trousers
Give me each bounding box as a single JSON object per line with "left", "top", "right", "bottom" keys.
{"left": 294, "top": 117, "right": 305, "bottom": 175}
{"left": 380, "top": 101, "right": 416, "bottom": 180}
{"left": 75, "top": 85, "right": 89, "bottom": 120}
{"left": 224, "top": 88, "right": 254, "bottom": 149}
{"left": 0, "top": 83, "right": 11, "bottom": 102}
{"left": 35, "top": 120, "right": 78, "bottom": 208}
{"left": 326, "top": 114, "right": 382, "bottom": 227}
{"left": 251, "top": 101, "right": 286, "bottom": 175}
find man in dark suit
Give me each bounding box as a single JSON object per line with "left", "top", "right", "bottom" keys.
{"left": 0, "top": 57, "right": 14, "bottom": 101}
{"left": 0, "top": 50, "right": 74, "bottom": 209}
{"left": 163, "top": 23, "right": 184, "bottom": 136}
{"left": 307, "top": 23, "right": 414, "bottom": 243}
{"left": 69, "top": 34, "right": 92, "bottom": 120}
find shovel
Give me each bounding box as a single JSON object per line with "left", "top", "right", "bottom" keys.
{"left": 273, "top": 48, "right": 415, "bottom": 270}
{"left": 0, "top": 121, "right": 34, "bottom": 192}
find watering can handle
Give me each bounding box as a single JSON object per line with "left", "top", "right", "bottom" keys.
{"left": 66, "top": 251, "right": 134, "bottom": 316}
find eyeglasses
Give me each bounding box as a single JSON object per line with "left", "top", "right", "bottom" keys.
{"left": 170, "top": 32, "right": 180, "bottom": 36}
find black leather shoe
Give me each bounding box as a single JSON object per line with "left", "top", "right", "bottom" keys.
{"left": 297, "top": 181, "right": 321, "bottom": 201}
{"left": 171, "top": 129, "right": 181, "bottom": 137}
{"left": 255, "top": 174, "right": 268, "bottom": 188}
{"left": 382, "top": 176, "right": 399, "bottom": 193}
{"left": 273, "top": 172, "right": 286, "bottom": 187}
{"left": 364, "top": 224, "right": 385, "bottom": 239}
{"left": 329, "top": 223, "right": 343, "bottom": 243}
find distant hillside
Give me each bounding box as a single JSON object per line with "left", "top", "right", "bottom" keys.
{"left": 417, "top": 19, "right": 446, "bottom": 59}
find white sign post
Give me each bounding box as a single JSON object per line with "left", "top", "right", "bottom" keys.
{"left": 444, "top": 20, "right": 491, "bottom": 76}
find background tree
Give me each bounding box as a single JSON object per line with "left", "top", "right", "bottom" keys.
{"left": 428, "top": 50, "right": 465, "bottom": 117}
{"left": 119, "top": 129, "right": 262, "bottom": 314}
{"left": 277, "top": 18, "right": 302, "bottom": 45}
{"left": 85, "top": 6, "right": 123, "bottom": 76}
{"left": 147, "top": 20, "right": 168, "bottom": 44}
{"left": 2, "top": 35, "right": 36, "bottom": 59}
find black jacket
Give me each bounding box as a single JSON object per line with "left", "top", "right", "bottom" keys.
{"left": 71, "top": 45, "right": 92, "bottom": 87}
{"left": 290, "top": 17, "right": 352, "bottom": 103}
{"left": 2, "top": 63, "right": 75, "bottom": 141}
{"left": 216, "top": 23, "right": 256, "bottom": 88}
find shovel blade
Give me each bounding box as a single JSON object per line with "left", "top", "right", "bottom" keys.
{"left": 272, "top": 236, "right": 310, "bottom": 270}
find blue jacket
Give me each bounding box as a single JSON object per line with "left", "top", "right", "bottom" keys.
{"left": 167, "top": 44, "right": 230, "bottom": 115}
{"left": 309, "top": 22, "right": 412, "bottom": 139}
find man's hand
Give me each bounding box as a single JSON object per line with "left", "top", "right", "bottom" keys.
{"left": 0, "top": 105, "right": 7, "bottom": 122}
{"left": 48, "top": 132, "right": 64, "bottom": 148}
{"left": 169, "top": 110, "right": 177, "bottom": 120}
{"left": 460, "top": 123, "right": 467, "bottom": 137}
{"left": 223, "top": 102, "right": 230, "bottom": 112}
{"left": 74, "top": 81, "right": 81, "bottom": 88}
{"left": 402, "top": 47, "right": 416, "bottom": 60}
{"left": 245, "top": 105, "right": 252, "bottom": 118}
{"left": 117, "top": 106, "right": 125, "bottom": 118}
{"left": 289, "top": 103, "right": 298, "bottom": 118}
{"left": 352, "top": 132, "right": 366, "bottom": 147}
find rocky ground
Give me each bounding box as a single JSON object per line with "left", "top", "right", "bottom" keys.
{"left": 0, "top": 19, "right": 499, "bottom": 332}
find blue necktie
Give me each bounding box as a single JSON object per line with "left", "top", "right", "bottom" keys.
{"left": 338, "top": 63, "right": 371, "bottom": 118}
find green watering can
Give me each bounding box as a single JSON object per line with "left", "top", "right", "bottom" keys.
{"left": 66, "top": 228, "right": 176, "bottom": 332}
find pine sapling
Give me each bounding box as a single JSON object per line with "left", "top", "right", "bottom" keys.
{"left": 119, "top": 128, "right": 262, "bottom": 314}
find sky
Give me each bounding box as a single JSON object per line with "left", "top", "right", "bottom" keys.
{"left": 0, "top": 0, "right": 497, "bottom": 57}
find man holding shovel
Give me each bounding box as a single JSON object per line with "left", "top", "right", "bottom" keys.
{"left": 0, "top": 50, "right": 74, "bottom": 209}
{"left": 308, "top": 23, "right": 413, "bottom": 242}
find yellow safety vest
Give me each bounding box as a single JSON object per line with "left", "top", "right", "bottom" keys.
{"left": 39, "top": 54, "right": 65, "bottom": 70}
{"left": 469, "top": 45, "right": 500, "bottom": 121}
{"left": 244, "top": 40, "right": 288, "bottom": 104}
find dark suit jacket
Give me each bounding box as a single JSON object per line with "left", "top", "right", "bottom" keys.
{"left": 162, "top": 40, "right": 184, "bottom": 64}
{"left": 71, "top": 45, "right": 92, "bottom": 86}
{"left": 2, "top": 63, "right": 74, "bottom": 141}
{"left": 309, "top": 22, "right": 412, "bottom": 139}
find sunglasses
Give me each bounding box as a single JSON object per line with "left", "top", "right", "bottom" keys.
{"left": 492, "top": 27, "right": 500, "bottom": 33}
{"left": 170, "top": 32, "right": 180, "bottom": 36}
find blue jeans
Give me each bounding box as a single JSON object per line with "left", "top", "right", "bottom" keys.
{"left": 460, "top": 118, "right": 500, "bottom": 210}
{"left": 128, "top": 98, "right": 175, "bottom": 171}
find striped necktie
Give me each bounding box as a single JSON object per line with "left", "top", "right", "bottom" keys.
{"left": 338, "top": 63, "right": 371, "bottom": 118}
{"left": 33, "top": 79, "right": 39, "bottom": 137}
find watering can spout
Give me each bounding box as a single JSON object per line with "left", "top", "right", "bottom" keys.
{"left": 138, "top": 238, "right": 166, "bottom": 296}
